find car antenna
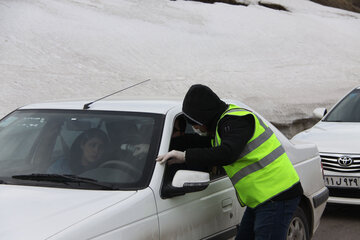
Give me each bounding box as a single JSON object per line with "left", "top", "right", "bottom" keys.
{"left": 83, "top": 79, "right": 151, "bottom": 110}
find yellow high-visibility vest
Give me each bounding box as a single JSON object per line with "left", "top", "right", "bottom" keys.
{"left": 212, "top": 104, "right": 300, "bottom": 208}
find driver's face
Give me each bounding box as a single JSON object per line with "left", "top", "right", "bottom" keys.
{"left": 81, "top": 137, "right": 105, "bottom": 165}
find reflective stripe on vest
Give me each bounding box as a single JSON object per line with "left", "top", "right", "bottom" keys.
{"left": 215, "top": 109, "right": 273, "bottom": 159}
{"left": 213, "top": 104, "right": 300, "bottom": 208}
{"left": 214, "top": 107, "right": 281, "bottom": 183}
{"left": 230, "top": 145, "right": 285, "bottom": 185}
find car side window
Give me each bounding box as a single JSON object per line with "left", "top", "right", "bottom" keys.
{"left": 163, "top": 115, "right": 226, "bottom": 186}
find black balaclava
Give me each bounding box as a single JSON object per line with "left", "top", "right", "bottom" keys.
{"left": 182, "top": 84, "right": 228, "bottom": 132}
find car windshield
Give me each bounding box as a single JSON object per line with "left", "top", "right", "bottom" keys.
{"left": 324, "top": 88, "right": 360, "bottom": 122}
{"left": 0, "top": 109, "right": 163, "bottom": 190}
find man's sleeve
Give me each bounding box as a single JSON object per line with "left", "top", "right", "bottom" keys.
{"left": 185, "top": 114, "right": 255, "bottom": 169}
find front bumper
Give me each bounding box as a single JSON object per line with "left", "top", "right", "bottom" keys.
{"left": 328, "top": 196, "right": 360, "bottom": 205}
{"left": 327, "top": 186, "right": 360, "bottom": 204}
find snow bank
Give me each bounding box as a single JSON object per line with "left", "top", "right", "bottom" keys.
{"left": 0, "top": 0, "right": 359, "bottom": 123}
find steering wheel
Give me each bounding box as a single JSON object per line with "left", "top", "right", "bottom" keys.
{"left": 99, "top": 160, "right": 141, "bottom": 176}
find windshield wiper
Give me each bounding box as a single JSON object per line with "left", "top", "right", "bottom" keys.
{"left": 12, "top": 173, "right": 116, "bottom": 190}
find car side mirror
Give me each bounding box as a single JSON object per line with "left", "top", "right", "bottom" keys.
{"left": 161, "top": 170, "right": 210, "bottom": 199}
{"left": 313, "top": 108, "right": 327, "bottom": 119}
{"left": 172, "top": 170, "right": 210, "bottom": 188}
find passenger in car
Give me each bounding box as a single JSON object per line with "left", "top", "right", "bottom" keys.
{"left": 157, "top": 84, "right": 303, "bottom": 240}
{"left": 172, "top": 115, "right": 186, "bottom": 138}
{"left": 47, "top": 128, "right": 109, "bottom": 174}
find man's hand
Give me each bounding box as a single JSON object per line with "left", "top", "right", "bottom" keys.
{"left": 156, "top": 150, "right": 185, "bottom": 165}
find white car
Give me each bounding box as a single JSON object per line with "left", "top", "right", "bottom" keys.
{"left": 292, "top": 86, "right": 360, "bottom": 205}
{"left": 0, "top": 98, "right": 328, "bottom": 240}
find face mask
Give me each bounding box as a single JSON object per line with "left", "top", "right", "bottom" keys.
{"left": 192, "top": 126, "right": 208, "bottom": 136}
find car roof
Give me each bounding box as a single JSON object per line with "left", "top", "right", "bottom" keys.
{"left": 18, "top": 97, "right": 251, "bottom": 115}
{"left": 19, "top": 99, "right": 182, "bottom": 114}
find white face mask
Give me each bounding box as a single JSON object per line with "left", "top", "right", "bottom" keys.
{"left": 192, "top": 126, "right": 208, "bottom": 136}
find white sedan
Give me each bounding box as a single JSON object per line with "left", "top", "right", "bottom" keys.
{"left": 0, "top": 98, "right": 328, "bottom": 240}
{"left": 292, "top": 86, "right": 360, "bottom": 205}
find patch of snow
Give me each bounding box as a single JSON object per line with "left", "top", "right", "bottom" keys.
{"left": 0, "top": 0, "right": 359, "bottom": 123}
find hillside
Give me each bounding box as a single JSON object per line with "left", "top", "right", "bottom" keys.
{"left": 1, "top": 0, "right": 359, "bottom": 126}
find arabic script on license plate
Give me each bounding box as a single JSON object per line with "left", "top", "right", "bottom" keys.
{"left": 324, "top": 176, "right": 359, "bottom": 188}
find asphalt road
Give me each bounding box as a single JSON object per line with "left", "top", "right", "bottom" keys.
{"left": 312, "top": 203, "right": 360, "bottom": 240}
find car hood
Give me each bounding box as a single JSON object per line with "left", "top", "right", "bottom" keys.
{"left": 292, "top": 121, "right": 360, "bottom": 154}
{"left": 0, "top": 185, "right": 136, "bottom": 239}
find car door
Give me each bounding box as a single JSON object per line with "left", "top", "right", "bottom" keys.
{"left": 157, "top": 176, "right": 242, "bottom": 240}
{"left": 152, "top": 111, "right": 244, "bottom": 240}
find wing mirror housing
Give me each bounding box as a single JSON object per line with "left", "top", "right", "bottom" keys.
{"left": 172, "top": 170, "right": 210, "bottom": 189}
{"left": 313, "top": 107, "right": 327, "bottom": 119}
{"left": 161, "top": 170, "right": 210, "bottom": 198}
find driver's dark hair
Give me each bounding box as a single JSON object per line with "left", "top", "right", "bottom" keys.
{"left": 69, "top": 128, "right": 108, "bottom": 173}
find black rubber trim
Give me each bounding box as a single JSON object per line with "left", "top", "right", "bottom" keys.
{"left": 202, "top": 225, "right": 238, "bottom": 240}
{"left": 313, "top": 187, "right": 329, "bottom": 208}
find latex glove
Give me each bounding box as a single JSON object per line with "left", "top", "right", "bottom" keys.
{"left": 156, "top": 150, "right": 185, "bottom": 165}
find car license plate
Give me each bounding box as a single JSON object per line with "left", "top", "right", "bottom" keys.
{"left": 324, "top": 176, "right": 360, "bottom": 188}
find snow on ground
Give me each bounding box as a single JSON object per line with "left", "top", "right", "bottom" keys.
{"left": 0, "top": 0, "right": 359, "bottom": 123}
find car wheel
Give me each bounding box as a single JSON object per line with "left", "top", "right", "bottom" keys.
{"left": 287, "top": 206, "right": 310, "bottom": 240}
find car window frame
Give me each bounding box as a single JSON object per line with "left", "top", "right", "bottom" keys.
{"left": 160, "top": 114, "right": 226, "bottom": 198}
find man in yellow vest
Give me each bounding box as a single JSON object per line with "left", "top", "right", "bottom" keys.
{"left": 157, "top": 84, "right": 303, "bottom": 240}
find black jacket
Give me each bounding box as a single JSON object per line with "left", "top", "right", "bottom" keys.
{"left": 172, "top": 114, "right": 302, "bottom": 202}
{"left": 180, "top": 84, "right": 255, "bottom": 167}
{"left": 178, "top": 84, "right": 303, "bottom": 203}
{"left": 184, "top": 115, "right": 254, "bottom": 168}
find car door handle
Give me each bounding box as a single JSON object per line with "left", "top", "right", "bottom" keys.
{"left": 222, "top": 198, "right": 233, "bottom": 212}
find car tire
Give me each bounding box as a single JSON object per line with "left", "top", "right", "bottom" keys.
{"left": 287, "top": 206, "right": 310, "bottom": 240}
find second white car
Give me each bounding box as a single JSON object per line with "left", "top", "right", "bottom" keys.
{"left": 292, "top": 86, "right": 360, "bottom": 205}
